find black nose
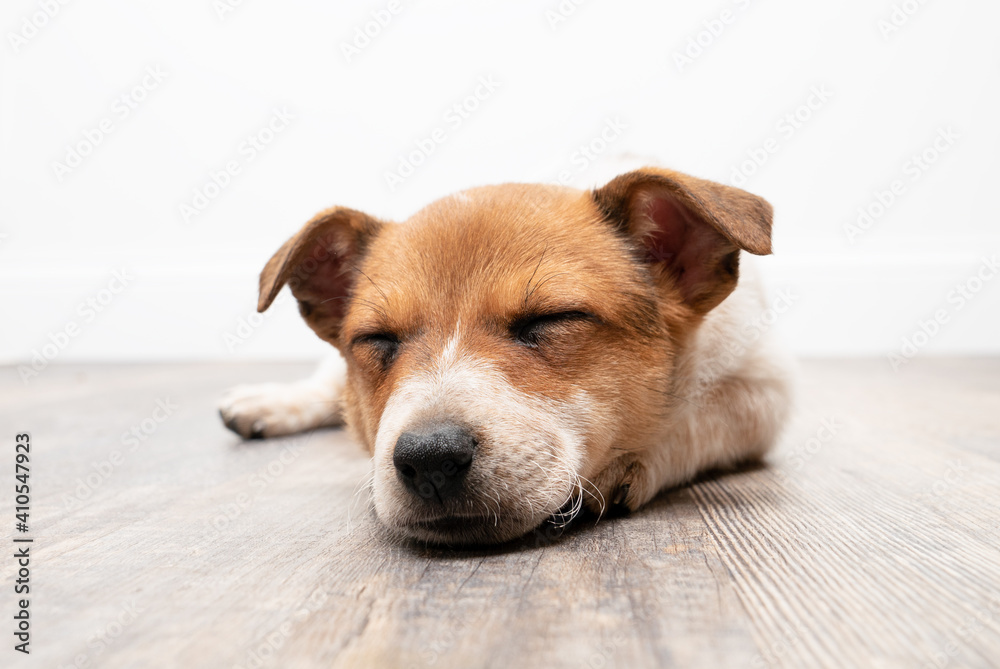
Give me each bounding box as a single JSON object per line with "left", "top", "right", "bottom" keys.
{"left": 393, "top": 423, "right": 476, "bottom": 503}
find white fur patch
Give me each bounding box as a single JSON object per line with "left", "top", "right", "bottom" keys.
{"left": 218, "top": 354, "right": 346, "bottom": 438}
{"left": 371, "top": 331, "right": 593, "bottom": 532}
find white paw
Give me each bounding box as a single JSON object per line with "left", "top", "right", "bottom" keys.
{"left": 218, "top": 381, "right": 341, "bottom": 439}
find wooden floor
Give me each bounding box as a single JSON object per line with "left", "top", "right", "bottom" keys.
{"left": 1, "top": 359, "right": 999, "bottom": 668}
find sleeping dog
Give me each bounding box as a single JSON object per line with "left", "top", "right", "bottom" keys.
{"left": 219, "top": 167, "right": 792, "bottom": 545}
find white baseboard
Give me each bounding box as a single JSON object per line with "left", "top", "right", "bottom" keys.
{"left": 2, "top": 254, "right": 998, "bottom": 364}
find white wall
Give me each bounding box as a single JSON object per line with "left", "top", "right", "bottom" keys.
{"left": 1, "top": 0, "right": 998, "bottom": 366}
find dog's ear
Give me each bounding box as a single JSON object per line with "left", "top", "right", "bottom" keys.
{"left": 592, "top": 167, "right": 773, "bottom": 315}
{"left": 258, "top": 206, "right": 384, "bottom": 344}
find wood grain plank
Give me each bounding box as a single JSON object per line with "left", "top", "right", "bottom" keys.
{"left": 0, "top": 359, "right": 998, "bottom": 668}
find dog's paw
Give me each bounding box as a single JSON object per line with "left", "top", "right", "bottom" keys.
{"left": 583, "top": 457, "right": 652, "bottom": 517}
{"left": 218, "top": 382, "right": 342, "bottom": 440}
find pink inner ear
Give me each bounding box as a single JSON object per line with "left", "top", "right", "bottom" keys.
{"left": 642, "top": 195, "right": 725, "bottom": 302}
{"left": 292, "top": 244, "right": 354, "bottom": 321}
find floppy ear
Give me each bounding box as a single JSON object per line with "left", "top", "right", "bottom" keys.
{"left": 591, "top": 167, "right": 773, "bottom": 315}
{"left": 258, "top": 206, "right": 384, "bottom": 344}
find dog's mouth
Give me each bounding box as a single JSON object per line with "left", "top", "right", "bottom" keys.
{"left": 394, "top": 494, "right": 586, "bottom": 546}
{"left": 411, "top": 514, "right": 492, "bottom": 533}
{"left": 413, "top": 515, "right": 486, "bottom": 530}
{"left": 395, "top": 510, "right": 537, "bottom": 546}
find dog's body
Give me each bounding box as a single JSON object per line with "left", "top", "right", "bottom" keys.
{"left": 220, "top": 168, "right": 793, "bottom": 545}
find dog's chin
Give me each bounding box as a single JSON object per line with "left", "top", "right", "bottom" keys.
{"left": 400, "top": 513, "right": 541, "bottom": 546}
{"left": 372, "top": 473, "right": 579, "bottom": 546}
{"left": 380, "top": 508, "right": 550, "bottom": 547}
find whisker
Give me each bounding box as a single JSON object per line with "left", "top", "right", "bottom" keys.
{"left": 528, "top": 271, "right": 569, "bottom": 300}
{"left": 354, "top": 266, "right": 390, "bottom": 306}
{"left": 575, "top": 472, "right": 606, "bottom": 518}
{"left": 523, "top": 246, "right": 548, "bottom": 308}
{"left": 347, "top": 469, "right": 376, "bottom": 530}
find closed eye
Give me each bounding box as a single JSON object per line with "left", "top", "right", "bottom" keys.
{"left": 510, "top": 311, "right": 594, "bottom": 348}
{"left": 352, "top": 332, "right": 401, "bottom": 367}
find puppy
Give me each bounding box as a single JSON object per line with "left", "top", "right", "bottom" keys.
{"left": 219, "top": 167, "right": 793, "bottom": 545}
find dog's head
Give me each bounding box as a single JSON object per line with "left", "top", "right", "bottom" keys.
{"left": 258, "top": 168, "right": 772, "bottom": 544}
